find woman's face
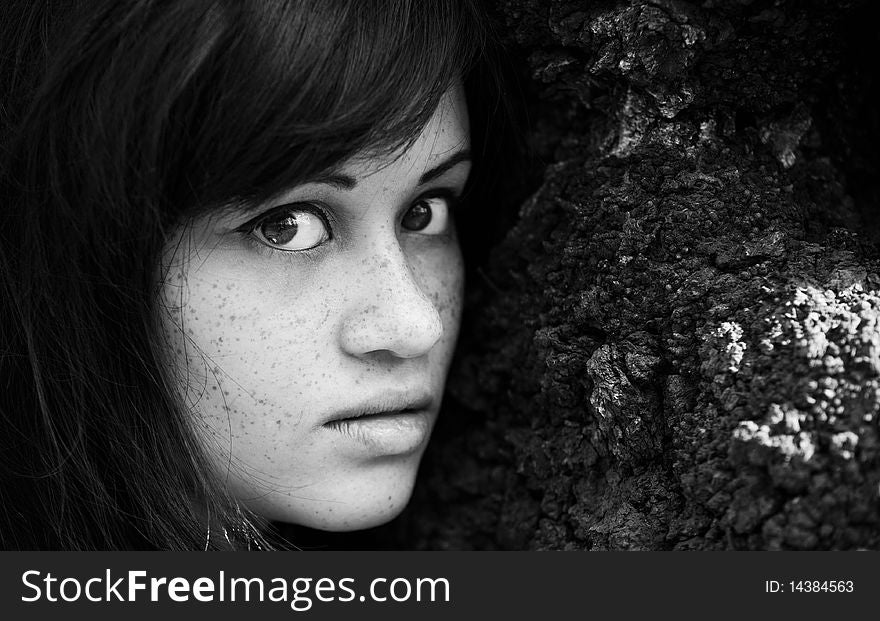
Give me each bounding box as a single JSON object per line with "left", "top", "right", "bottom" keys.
{"left": 158, "top": 89, "right": 468, "bottom": 530}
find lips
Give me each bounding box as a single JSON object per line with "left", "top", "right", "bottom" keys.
{"left": 322, "top": 391, "right": 434, "bottom": 427}
{"left": 321, "top": 390, "right": 436, "bottom": 456}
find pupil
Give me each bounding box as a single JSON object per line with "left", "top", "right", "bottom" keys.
{"left": 403, "top": 203, "right": 432, "bottom": 231}
{"left": 262, "top": 215, "right": 298, "bottom": 245}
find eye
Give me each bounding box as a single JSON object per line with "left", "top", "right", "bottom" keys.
{"left": 401, "top": 194, "right": 453, "bottom": 235}
{"left": 248, "top": 204, "right": 331, "bottom": 252}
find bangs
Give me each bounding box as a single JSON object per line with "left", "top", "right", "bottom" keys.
{"left": 156, "top": 0, "right": 487, "bottom": 212}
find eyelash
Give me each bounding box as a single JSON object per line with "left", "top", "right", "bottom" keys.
{"left": 236, "top": 202, "right": 333, "bottom": 253}
{"left": 236, "top": 190, "right": 462, "bottom": 255}
{"left": 407, "top": 189, "right": 460, "bottom": 235}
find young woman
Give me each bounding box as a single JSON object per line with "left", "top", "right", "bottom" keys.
{"left": 0, "top": 0, "right": 507, "bottom": 550}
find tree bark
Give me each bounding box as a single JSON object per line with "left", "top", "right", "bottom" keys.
{"left": 404, "top": 0, "right": 880, "bottom": 550}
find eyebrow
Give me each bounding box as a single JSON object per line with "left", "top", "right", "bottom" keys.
{"left": 312, "top": 149, "right": 472, "bottom": 190}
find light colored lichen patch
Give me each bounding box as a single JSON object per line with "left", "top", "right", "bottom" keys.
{"left": 733, "top": 420, "right": 817, "bottom": 462}
{"left": 716, "top": 278, "right": 880, "bottom": 465}
{"left": 763, "top": 282, "right": 880, "bottom": 373}
{"left": 706, "top": 321, "right": 747, "bottom": 375}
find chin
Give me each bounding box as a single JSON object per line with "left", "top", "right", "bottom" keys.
{"left": 240, "top": 455, "right": 423, "bottom": 532}
{"left": 297, "top": 492, "right": 414, "bottom": 532}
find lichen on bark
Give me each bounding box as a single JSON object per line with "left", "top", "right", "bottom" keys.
{"left": 403, "top": 0, "right": 880, "bottom": 550}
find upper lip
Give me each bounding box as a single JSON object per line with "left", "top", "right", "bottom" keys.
{"left": 322, "top": 390, "right": 434, "bottom": 425}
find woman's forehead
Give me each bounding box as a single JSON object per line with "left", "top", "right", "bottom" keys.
{"left": 335, "top": 86, "right": 470, "bottom": 183}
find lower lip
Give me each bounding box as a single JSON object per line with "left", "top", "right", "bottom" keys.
{"left": 325, "top": 411, "right": 433, "bottom": 456}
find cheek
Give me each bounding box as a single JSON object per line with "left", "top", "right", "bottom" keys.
{"left": 155, "top": 254, "right": 330, "bottom": 441}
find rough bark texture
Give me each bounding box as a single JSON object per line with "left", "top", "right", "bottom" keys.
{"left": 394, "top": 0, "right": 880, "bottom": 550}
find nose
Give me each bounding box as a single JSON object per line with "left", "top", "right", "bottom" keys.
{"left": 338, "top": 244, "right": 443, "bottom": 360}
